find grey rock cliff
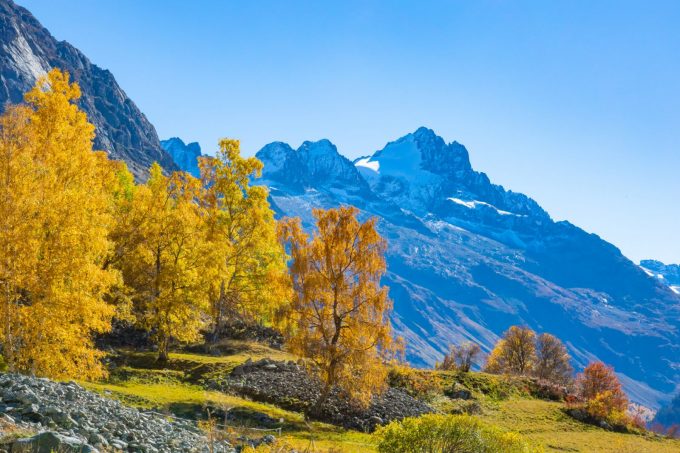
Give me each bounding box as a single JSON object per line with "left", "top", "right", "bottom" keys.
{"left": 0, "top": 0, "right": 178, "bottom": 179}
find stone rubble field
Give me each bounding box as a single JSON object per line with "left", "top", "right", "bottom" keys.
{"left": 0, "top": 373, "right": 235, "bottom": 452}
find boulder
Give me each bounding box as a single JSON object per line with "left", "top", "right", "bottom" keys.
{"left": 12, "top": 432, "right": 98, "bottom": 453}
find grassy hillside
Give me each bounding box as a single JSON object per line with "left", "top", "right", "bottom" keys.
{"left": 81, "top": 341, "right": 680, "bottom": 452}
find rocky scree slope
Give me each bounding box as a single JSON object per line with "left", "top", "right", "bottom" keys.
{"left": 210, "top": 358, "right": 432, "bottom": 432}
{"left": 0, "top": 0, "right": 178, "bottom": 179}
{"left": 0, "top": 373, "right": 233, "bottom": 452}
{"left": 255, "top": 127, "right": 680, "bottom": 409}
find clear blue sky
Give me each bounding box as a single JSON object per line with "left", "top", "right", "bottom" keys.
{"left": 19, "top": 0, "right": 680, "bottom": 264}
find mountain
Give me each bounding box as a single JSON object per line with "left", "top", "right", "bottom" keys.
{"left": 0, "top": 0, "right": 177, "bottom": 178}
{"left": 255, "top": 127, "right": 680, "bottom": 409}
{"left": 640, "top": 260, "right": 680, "bottom": 295}
{"left": 160, "top": 137, "right": 202, "bottom": 178}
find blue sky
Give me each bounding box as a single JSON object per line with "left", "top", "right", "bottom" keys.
{"left": 19, "top": 0, "right": 680, "bottom": 263}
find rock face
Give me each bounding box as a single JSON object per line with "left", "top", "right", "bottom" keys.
{"left": 160, "top": 137, "right": 202, "bottom": 178}
{"left": 0, "top": 0, "right": 178, "bottom": 179}
{"left": 0, "top": 373, "right": 233, "bottom": 452}
{"left": 255, "top": 127, "right": 680, "bottom": 409}
{"left": 212, "top": 358, "right": 432, "bottom": 432}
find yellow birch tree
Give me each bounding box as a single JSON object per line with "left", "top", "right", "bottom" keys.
{"left": 119, "top": 164, "right": 209, "bottom": 362}
{"left": 277, "top": 206, "right": 399, "bottom": 414}
{"left": 198, "top": 139, "right": 288, "bottom": 340}
{"left": 0, "top": 69, "right": 120, "bottom": 379}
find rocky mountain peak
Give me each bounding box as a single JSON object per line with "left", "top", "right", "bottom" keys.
{"left": 0, "top": 0, "right": 178, "bottom": 179}
{"left": 160, "top": 137, "right": 202, "bottom": 178}
{"left": 364, "top": 127, "right": 473, "bottom": 181}
{"left": 257, "top": 139, "right": 369, "bottom": 192}
{"left": 255, "top": 128, "right": 680, "bottom": 409}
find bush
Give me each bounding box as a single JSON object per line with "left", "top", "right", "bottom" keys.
{"left": 574, "top": 362, "right": 629, "bottom": 427}
{"left": 376, "top": 414, "right": 540, "bottom": 453}
{"left": 388, "top": 365, "right": 442, "bottom": 400}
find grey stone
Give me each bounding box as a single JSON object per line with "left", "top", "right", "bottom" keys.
{"left": 12, "top": 431, "right": 98, "bottom": 453}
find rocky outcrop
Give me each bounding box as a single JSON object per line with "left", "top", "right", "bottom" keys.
{"left": 640, "top": 259, "right": 680, "bottom": 289}
{"left": 210, "top": 358, "right": 432, "bottom": 432}
{"left": 0, "top": 373, "right": 233, "bottom": 452}
{"left": 257, "top": 140, "right": 371, "bottom": 195}
{"left": 0, "top": 0, "right": 178, "bottom": 179}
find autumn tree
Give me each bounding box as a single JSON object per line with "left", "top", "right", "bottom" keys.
{"left": 484, "top": 326, "right": 537, "bottom": 376}
{"left": 534, "top": 333, "right": 573, "bottom": 384}
{"left": 278, "top": 206, "right": 399, "bottom": 414}
{"left": 436, "top": 342, "right": 481, "bottom": 372}
{"left": 118, "top": 164, "right": 210, "bottom": 362}
{"left": 0, "top": 69, "right": 120, "bottom": 379}
{"left": 198, "top": 139, "right": 288, "bottom": 339}
{"left": 576, "top": 361, "right": 628, "bottom": 420}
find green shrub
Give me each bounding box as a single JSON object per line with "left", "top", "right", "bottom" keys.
{"left": 375, "top": 414, "right": 540, "bottom": 453}
{"left": 388, "top": 365, "right": 443, "bottom": 400}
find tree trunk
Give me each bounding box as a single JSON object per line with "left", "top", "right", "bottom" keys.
{"left": 157, "top": 337, "right": 169, "bottom": 364}
{"left": 308, "top": 381, "right": 332, "bottom": 419}
{"left": 210, "top": 281, "right": 226, "bottom": 344}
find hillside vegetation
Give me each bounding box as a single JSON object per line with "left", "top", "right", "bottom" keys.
{"left": 76, "top": 340, "right": 679, "bottom": 453}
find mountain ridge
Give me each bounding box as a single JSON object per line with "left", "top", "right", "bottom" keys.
{"left": 253, "top": 127, "right": 680, "bottom": 409}
{"left": 0, "top": 0, "right": 178, "bottom": 178}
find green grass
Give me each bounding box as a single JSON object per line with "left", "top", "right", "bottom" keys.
{"left": 480, "top": 398, "right": 680, "bottom": 453}
{"left": 83, "top": 342, "right": 376, "bottom": 452}
{"left": 83, "top": 379, "right": 377, "bottom": 452}
{"left": 80, "top": 344, "right": 680, "bottom": 453}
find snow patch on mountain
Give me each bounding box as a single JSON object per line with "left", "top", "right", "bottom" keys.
{"left": 354, "top": 156, "right": 380, "bottom": 172}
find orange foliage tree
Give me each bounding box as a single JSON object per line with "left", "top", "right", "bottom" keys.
{"left": 277, "top": 206, "right": 400, "bottom": 414}
{"left": 576, "top": 361, "right": 628, "bottom": 422}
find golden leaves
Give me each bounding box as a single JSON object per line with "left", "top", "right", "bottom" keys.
{"left": 0, "top": 69, "right": 119, "bottom": 380}
{"left": 278, "top": 206, "right": 400, "bottom": 409}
